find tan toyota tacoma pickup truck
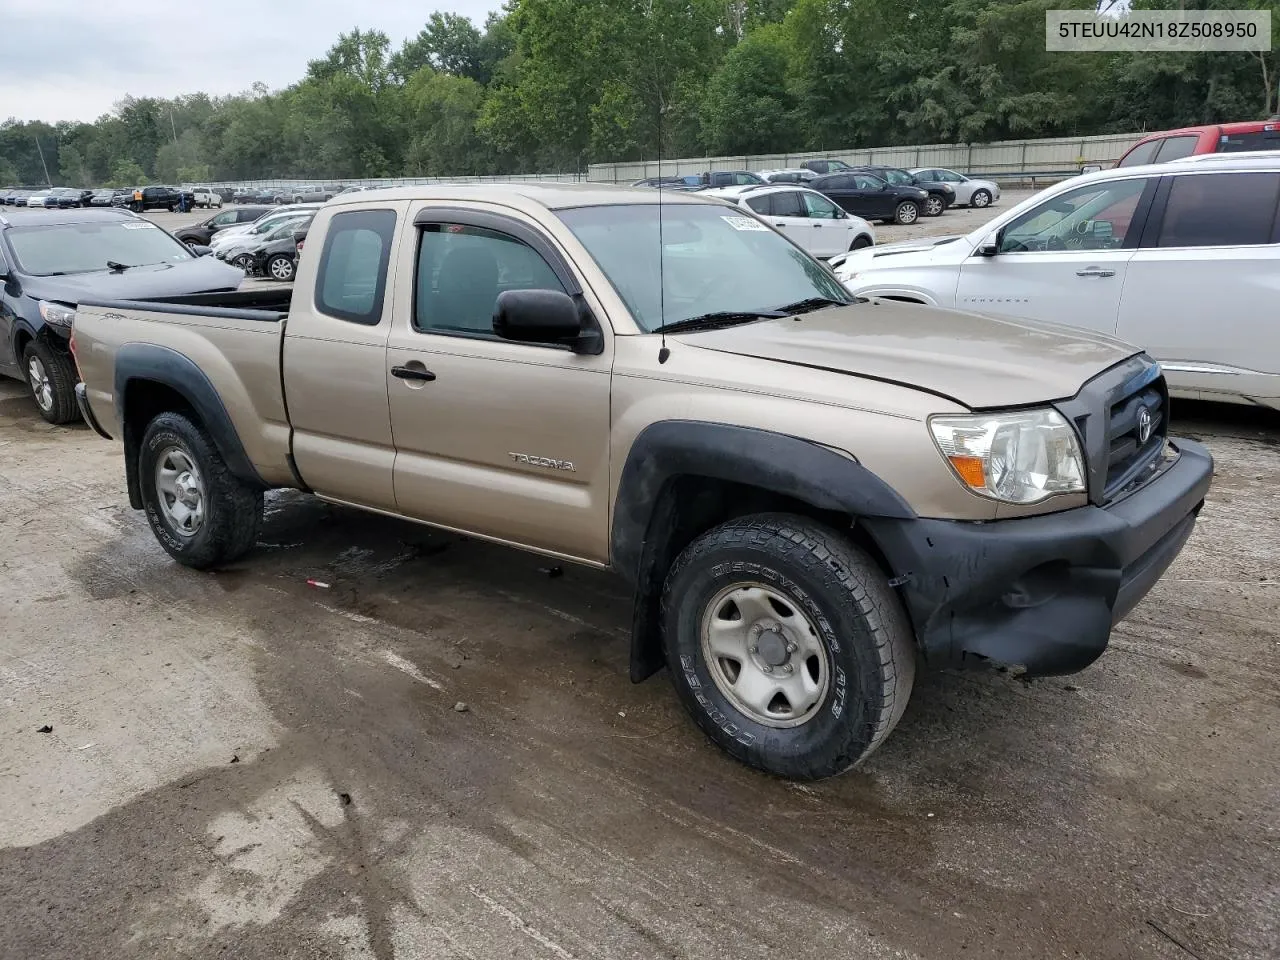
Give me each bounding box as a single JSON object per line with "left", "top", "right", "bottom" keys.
{"left": 71, "top": 184, "right": 1213, "bottom": 779}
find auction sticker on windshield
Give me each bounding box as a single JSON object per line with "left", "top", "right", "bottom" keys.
{"left": 721, "top": 216, "right": 769, "bottom": 232}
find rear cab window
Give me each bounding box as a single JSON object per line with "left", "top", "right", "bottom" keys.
{"left": 315, "top": 210, "right": 397, "bottom": 325}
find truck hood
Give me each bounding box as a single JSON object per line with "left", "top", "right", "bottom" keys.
{"left": 22, "top": 257, "right": 244, "bottom": 305}
{"left": 676, "top": 302, "right": 1139, "bottom": 409}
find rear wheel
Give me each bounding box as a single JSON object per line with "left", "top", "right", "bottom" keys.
{"left": 138, "top": 412, "right": 263, "bottom": 569}
{"left": 266, "top": 253, "right": 295, "bottom": 282}
{"left": 22, "top": 341, "right": 79, "bottom": 425}
{"left": 971, "top": 189, "right": 992, "bottom": 208}
{"left": 893, "top": 201, "right": 920, "bottom": 225}
{"left": 923, "top": 195, "right": 944, "bottom": 217}
{"left": 662, "top": 514, "right": 916, "bottom": 780}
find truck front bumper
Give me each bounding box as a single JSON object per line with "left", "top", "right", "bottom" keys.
{"left": 863, "top": 438, "right": 1214, "bottom": 676}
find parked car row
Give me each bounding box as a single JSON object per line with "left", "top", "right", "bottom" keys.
{"left": 634, "top": 160, "right": 1001, "bottom": 225}
{"left": 2, "top": 187, "right": 95, "bottom": 208}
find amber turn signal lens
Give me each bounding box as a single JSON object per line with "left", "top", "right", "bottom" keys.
{"left": 948, "top": 455, "right": 986, "bottom": 489}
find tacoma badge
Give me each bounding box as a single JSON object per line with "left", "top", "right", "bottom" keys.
{"left": 509, "top": 453, "right": 576, "bottom": 472}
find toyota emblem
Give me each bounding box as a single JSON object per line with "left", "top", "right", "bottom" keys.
{"left": 1137, "top": 406, "right": 1154, "bottom": 444}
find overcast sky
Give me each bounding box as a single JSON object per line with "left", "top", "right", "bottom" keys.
{"left": 1, "top": 0, "right": 502, "bottom": 124}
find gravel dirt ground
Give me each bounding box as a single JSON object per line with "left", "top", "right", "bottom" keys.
{"left": 1, "top": 195, "right": 1277, "bottom": 960}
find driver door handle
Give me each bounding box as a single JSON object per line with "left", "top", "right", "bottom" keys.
{"left": 1076, "top": 268, "right": 1115, "bottom": 278}
{"left": 391, "top": 365, "right": 436, "bottom": 382}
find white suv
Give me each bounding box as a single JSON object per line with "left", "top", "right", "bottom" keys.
{"left": 706, "top": 184, "right": 875, "bottom": 259}
{"left": 833, "top": 156, "right": 1280, "bottom": 409}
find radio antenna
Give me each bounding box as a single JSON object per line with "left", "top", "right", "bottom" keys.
{"left": 657, "top": 100, "right": 670, "bottom": 364}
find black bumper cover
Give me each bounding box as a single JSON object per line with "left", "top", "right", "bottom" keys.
{"left": 863, "top": 439, "right": 1213, "bottom": 676}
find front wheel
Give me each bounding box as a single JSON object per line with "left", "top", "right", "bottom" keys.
{"left": 23, "top": 340, "right": 79, "bottom": 425}
{"left": 662, "top": 514, "right": 916, "bottom": 780}
{"left": 923, "top": 195, "right": 944, "bottom": 217}
{"left": 893, "top": 201, "right": 920, "bottom": 225}
{"left": 970, "top": 189, "right": 992, "bottom": 208}
{"left": 138, "top": 412, "right": 263, "bottom": 569}
{"left": 849, "top": 235, "right": 873, "bottom": 251}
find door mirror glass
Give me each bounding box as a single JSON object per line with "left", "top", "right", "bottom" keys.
{"left": 493, "top": 289, "right": 585, "bottom": 348}
{"left": 977, "top": 230, "right": 1003, "bottom": 257}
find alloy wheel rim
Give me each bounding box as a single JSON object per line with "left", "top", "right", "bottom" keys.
{"left": 699, "top": 582, "right": 830, "bottom": 728}
{"left": 270, "top": 258, "right": 293, "bottom": 280}
{"left": 154, "top": 446, "right": 205, "bottom": 537}
{"left": 27, "top": 357, "right": 53, "bottom": 411}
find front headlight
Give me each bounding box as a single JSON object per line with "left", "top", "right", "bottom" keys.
{"left": 38, "top": 300, "right": 76, "bottom": 328}
{"left": 930, "top": 409, "right": 1085, "bottom": 504}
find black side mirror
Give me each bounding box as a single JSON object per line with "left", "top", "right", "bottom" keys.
{"left": 493, "top": 289, "right": 601, "bottom": 354}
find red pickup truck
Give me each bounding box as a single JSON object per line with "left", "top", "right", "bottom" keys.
{"left": 1118, "top": 120, "right": 1280, "bottom": 166}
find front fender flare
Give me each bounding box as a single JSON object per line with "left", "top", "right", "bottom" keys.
{"left": 610, "top": 420, "right": 916, "bottom": 682}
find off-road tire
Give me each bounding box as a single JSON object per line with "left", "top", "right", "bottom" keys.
{"left": 661, "top": 513, "right": 916, "bottom": 780}
{"left": 893, "top": 201, "right": 920, "bottom": 225}
{"left": 139, "top": 412, "right": 263, "bottom": 569}
{"left": 22, "top": 340, "right": 79, "bottom": 425}
{"left": 971, "top": 189, "right": 992, "bottom": 208}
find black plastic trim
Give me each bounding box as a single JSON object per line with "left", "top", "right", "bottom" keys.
{"left": 75, "top": 382, "right": 112, "bottom": 439}
{"left": 114, "top": 343, "right": 267, "bottom": 509}
{"left": 861, "top": 439, "right": 1213, "bottom": 676}
{"left": 611, "top": 420, "right": 915, "bottom": 683}
{"left": 77, "top": 296, "right": 285, "bottom": 323}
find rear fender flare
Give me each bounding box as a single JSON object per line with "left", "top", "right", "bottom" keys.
{"left": 114, "top": 343, "right": 265, "bottom": 509}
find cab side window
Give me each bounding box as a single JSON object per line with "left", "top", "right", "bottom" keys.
{"left": 1119, "top": 140, "right": 1161, "bottom": 167}
{"left": 315, "top": 210, "right": 397, "bottom": 325}
{"left": 1154, "top": 136, "right": 1198, "bottom": 163}
{"left": 1155, "top": 172, "right": 1280, "bottom": 248}
{"left": 414, "top": 224, "right": 566, "bottom": 337}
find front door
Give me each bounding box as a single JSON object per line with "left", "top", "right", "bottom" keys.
{"left": 800, "top": 190, "right": 850, "bottom": 258}
{"left": 955, "top": 175, "right": 1155, "bottom": 333}
{"left": 385, "top": 207, "right": 613, "bottom": 564}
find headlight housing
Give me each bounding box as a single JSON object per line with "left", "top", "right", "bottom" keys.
{"left": 38, "top": 300, "right": 76, "bottom": 328}
{"left": 930, "top": 409, "right": 1086, "bottom": 504}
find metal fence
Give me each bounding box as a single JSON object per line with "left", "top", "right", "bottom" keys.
{"left": 185, "top": 132, "right": 1146, "bottom": 192}
{"left": 586, "top": 132, "right": 1145, "bottom": 185}
{"left": 192, "top": 172, "right": 585, "bottom": 191}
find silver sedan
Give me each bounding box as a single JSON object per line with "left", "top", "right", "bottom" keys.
{"left": 909, "top": 168, "right": 1000, "bottom": 208}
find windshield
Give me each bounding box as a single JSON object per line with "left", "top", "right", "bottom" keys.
{"left": 6, "top": 220, "right": 193, "bottom": 276}
{"left": 557, "top": 203, "right": 850, "bottom": 333}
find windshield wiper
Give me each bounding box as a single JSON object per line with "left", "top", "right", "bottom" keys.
{"left": 106, "top": 260, "right": 137, "bottom": 272}
{"left": 773, "top": 296, "right": 851, "bottom": 316}
{"left": 654, "top": 310, "right": 785, "bottom": 335}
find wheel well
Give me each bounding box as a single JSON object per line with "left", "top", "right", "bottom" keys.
{"left": 628, "top": 474, "right": 897, "bottom": 681}
{"left": 120, "top": 379, "right": 198, "bottom": 510}
{"left": 13, "top": 328, "right": 32, "bottom": 360}
{"left": 878, "top": 295, "right": 927, "bottom": 304}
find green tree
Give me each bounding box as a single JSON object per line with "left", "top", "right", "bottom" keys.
{"left": 107, "top": 159, "right": 148, "bottom": 188}
{"left": 701, "top": 24, "right": 798, "bottom": 153}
